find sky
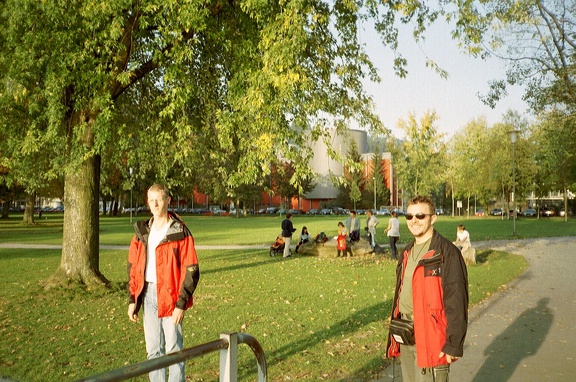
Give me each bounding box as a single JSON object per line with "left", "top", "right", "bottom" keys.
{"left": 358, "top": 19, "right": 530, "bottom": 140}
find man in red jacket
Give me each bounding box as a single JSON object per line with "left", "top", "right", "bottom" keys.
{"left": 127, "top": 183, "right": 200, "bottom": 382}
{"left": 386, "top": 195, "right": 468, "bottom": 382}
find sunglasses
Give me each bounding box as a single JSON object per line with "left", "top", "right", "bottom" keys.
{"left": 405, "top": 213, "right": 434, "bottom": 220}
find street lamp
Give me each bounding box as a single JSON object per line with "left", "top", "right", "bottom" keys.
{"left": 129, "top": 167, "right": 133, "bottom": 224}
{"left": 509, "top": 130, "right": 520, "bottom": 236}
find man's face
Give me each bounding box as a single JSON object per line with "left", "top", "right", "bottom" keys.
{"left": 406, "top": 203, "right": 436, "bottom": 239}
{"left": 147, "top": 190, "right": 169, "bottom": 218}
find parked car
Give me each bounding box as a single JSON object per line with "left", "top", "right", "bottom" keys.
{"left": 523, "top": 208, "right": 537, "bottom": 217}
{"left": 475, "top": 209, "right": 485, "bottom": 217}
{"left": 542, "top": 208, "right": 555, "bottom": 217}
{"left": 356, "top": 209, "right": 366, "bottom": 215}
{"left": 435, "top": 208, "right": 444, "bottom": 215}
{"left": 560, "top": 208, "right": 572, "bottom": 217}
{"left": 266, "top": 207, "right": 279, "bottom": 214}
{"left": 332, "top": 207, "right": 345, "bottom": 215}
{"left": 506, "top": 209, "right": 518, "bottom": 217}
{"left": 489, "top": 208, "right": 504, "bottom": 216}
{"left": 308, "top": 209, "right": 319, "bottom": 215}
{"left": 320, "top": 208, "right": 332, "bottom": 215}
{"left": 376, "top": 208, "right": 391, "bottom": 216}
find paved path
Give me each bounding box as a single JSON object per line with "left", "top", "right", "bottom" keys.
{"left": 374, "top": 236, "right": 576, "bottom": 382}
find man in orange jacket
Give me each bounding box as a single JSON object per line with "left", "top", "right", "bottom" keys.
{"left": 127, "top": 183, "right": 200, "bottom": 382}
{"left": 386, "top": 195, "right": 468, "bottom": 382}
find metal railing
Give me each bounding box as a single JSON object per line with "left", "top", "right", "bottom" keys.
{"left": 75, "top": 332, "right": 267, "bottom": 382}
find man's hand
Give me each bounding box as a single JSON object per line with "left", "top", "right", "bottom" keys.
{"left": 439, "top": 351, "right": 459, "bottom": 363}
{"left": 128, "top": 303, "right": 138, "bottom": 322}
{"left": 172, "top": 307, "right": 185, "bottom": 325}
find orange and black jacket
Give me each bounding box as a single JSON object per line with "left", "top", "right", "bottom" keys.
{"left": 386, "top": 230, "right": 468, "bottom": 368}
{"left": 128, "top": 212, "right": 200, "bottom": 318}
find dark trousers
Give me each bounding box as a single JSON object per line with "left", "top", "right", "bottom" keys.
{"left": 389, "top": 236, "right": 399, "bottom": 259}
{"left": 337, "top": 246, "right": 353, "bottom": 257}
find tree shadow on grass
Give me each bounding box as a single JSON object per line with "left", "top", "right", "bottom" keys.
{"left": 264, "top": 300, "right": 391, "bottom": 373}
{"left": 471, "top": 297, "right": 552, "bottom": 382}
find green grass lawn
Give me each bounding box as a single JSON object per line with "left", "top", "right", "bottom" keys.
{"left": 1, "top": 212, "right": 574, "bottom": 246}
{"left": 0, "top": 213, "right": 563, "bottom": 381}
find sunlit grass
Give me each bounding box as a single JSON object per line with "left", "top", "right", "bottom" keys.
{"left": 0, "top": 240, "right": 527, "bottom": 381}
{"left": 0, "top": 213, "right": 574, "bottom": 247}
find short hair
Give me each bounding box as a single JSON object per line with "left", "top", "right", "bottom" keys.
{"left": 286, "top": 212, "right": 293, "bottom": 219}
{"left": 458, "top": 224, "right": 465, "bottom": 230}
{"left": 350, "top": 210, "right": 356, "bottom": 215}
{"left": 407, "top": 195, "right": 435, "bottom": 214}
{"left": 366, "top": 209, "right": 372, "bottom": 215}
{"left": 148, "top": 183, "right": 171, "bottom": 200}
{"left": 338, "top": 222, "right": 344, "bottom": 227}
{"left": 391, "top": 211, "right": 397, "bottom": 217}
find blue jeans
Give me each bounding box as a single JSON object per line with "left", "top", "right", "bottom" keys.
{"left": 368, "top": 231, "right": 376, "bottom": 248}
{"left": 144, "top": 282, "right": 185, "bottom": 382}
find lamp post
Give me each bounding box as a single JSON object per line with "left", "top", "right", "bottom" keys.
{"left": 129, "top": 167, "right": 133, "bottom": 224}
{"left": 509, "top": 130, "right": 520, "bottom": 236}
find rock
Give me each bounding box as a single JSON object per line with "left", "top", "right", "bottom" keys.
{"left": 462, "top": 247, "right": 476, "bottom": 265}
{"left": 296, "top": 237, "right": 380, "bottom": 257}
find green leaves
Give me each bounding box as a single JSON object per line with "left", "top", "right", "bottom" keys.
{"left": 391, "top": 111, "right": 446, "bottom": 198}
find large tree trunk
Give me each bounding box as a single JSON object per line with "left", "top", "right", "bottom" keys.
{"left": 1, "top": 200, "right": 10, "bottom": 219}
{"left": 44, "top": 114, "right": 108, "bottom": 289}
{"left": 22, "top": 192, "right": 35, "bottom": 224}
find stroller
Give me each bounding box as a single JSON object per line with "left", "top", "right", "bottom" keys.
{"left": 270, "top": 234, "right": 287, "bottom": 257}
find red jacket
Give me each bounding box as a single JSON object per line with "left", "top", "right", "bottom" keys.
{"left": 128, "top": 212, "right": 200, "bottom": 318}
{"left": 386, "top": 230, "right": 468, "bottom": 368}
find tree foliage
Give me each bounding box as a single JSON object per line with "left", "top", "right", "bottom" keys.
{"left": 448, "top": 118, "right": 491, "bottom": 215}
{"left": 389, "top": 111, "right": 446, "bottom": 198}
{"left": 452, "top": 0, "right": 576, "bottom": 114}
{"left": 4, "top": 0, "right": 457, "bottom": 287}
{"left": 336, "top": 140, "right": 365, "bottom": 209}
{"left": 364, "top": 145, "right": 390, "bottom": 208}
{"left": 531, "top": 111, "right": 576, "bottom": 217}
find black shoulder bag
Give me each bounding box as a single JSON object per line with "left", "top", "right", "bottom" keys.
{"left": 389, "top": 318, "right": 415, "bottom": 345}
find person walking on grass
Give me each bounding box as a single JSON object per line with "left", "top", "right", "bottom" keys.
{"left": 386, "top": 195, "right": 468, "bottom": 382}
{"left": 366, "top": 209, "right": 379, "bottom": 252}
{"left": 281, "top": 212, "right": 296, "bottom": 258}
{"left": 384, "top": 210, "right": 400, "bottom": 260}
{"left": 127, "top": 183, "right": 200, "bottom": 382}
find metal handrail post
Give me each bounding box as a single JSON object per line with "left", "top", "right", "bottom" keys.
{"left": 220, "top": 332, "right": 238, "bottom": 382}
